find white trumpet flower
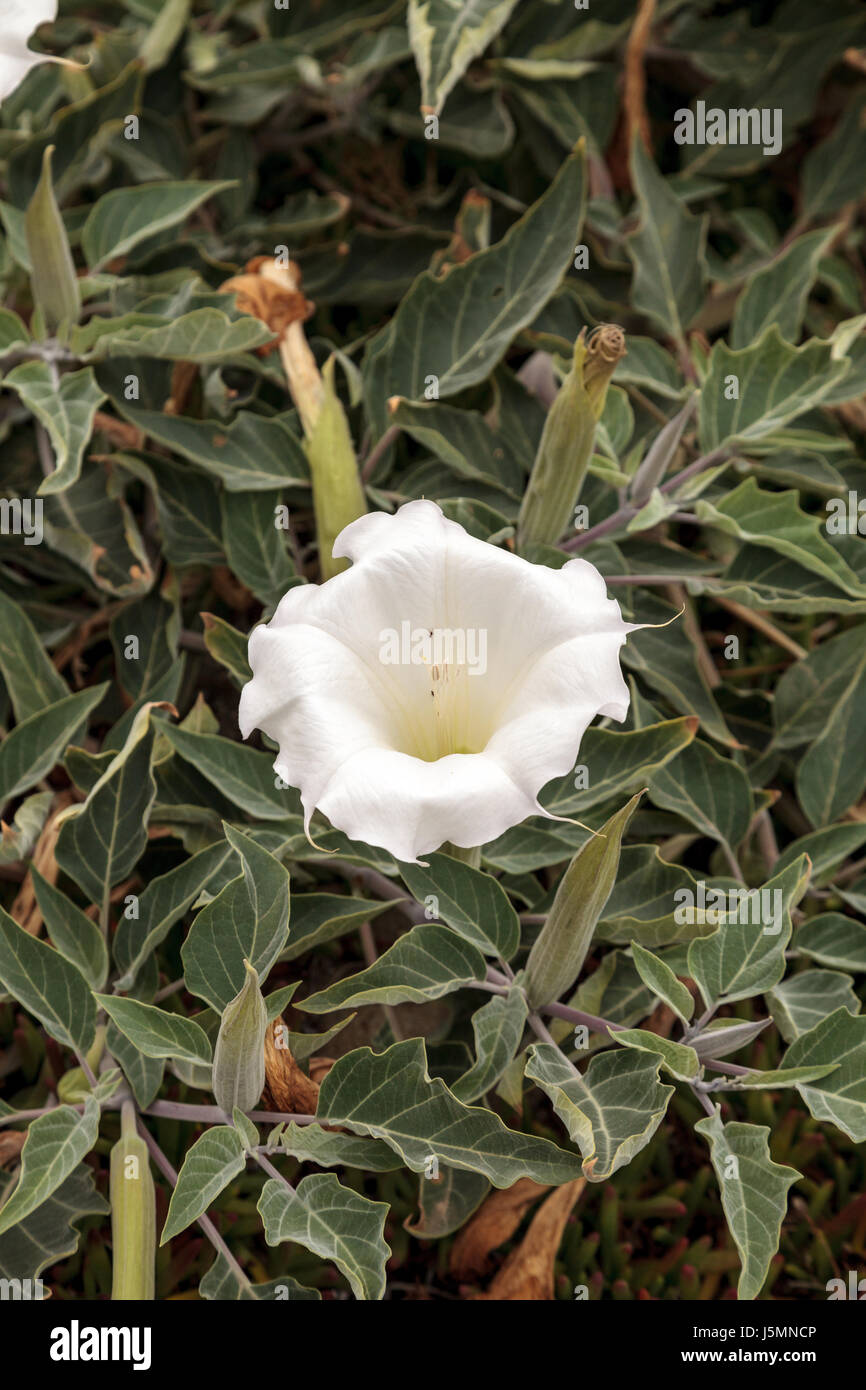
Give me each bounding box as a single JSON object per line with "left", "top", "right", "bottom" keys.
{"left": 0, "top": 2, "right": 70, "bottom": 101}
{"left": 239, "top": 500, "right": 634, "bottom": 863}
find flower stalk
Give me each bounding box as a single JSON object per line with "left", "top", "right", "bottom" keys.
{"left": 110, "top": 1099, "right": 156, "bottom": 1301}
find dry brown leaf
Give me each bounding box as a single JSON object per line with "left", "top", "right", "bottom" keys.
{"left": 623, "top": 0, "right": 656, "bottom": 155}
{"left": 475, "top": 1178, "right": 585, "bottom": 1301}
{"left": 11, "top": 790, "right": 77, "bottom": 935}
{"left": 220, "top": 256, "right": 315, "bottom": 359}
{"left": 308, "top": 1055, "right": 335, "bottom": 1086}
{"left": 165, "top": 360, "right": 199, "bottom": 416}
{"left": 450, "top": 1177, "right": 550, "bottom": 1280}
{"left": 261, "top": 1021, "right": 320, "bottom": 1115}
{"left": 0, "top": 1130, "right": 26, "bottom": 1168}
{"left": 92, "top": 411, "right": 144, "bottom": 450}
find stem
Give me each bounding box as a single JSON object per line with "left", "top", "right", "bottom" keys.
{"left": 720, "top": 842, "right": 746, "bottom": 885}
{"left": 359, "top": 919, "right": 403, "bottom": 1040}
{"left": 254, "top": 1150, "right": 290, "bottom": 1188}
{"left": 700, "top": 1058, "right": 751, "bottom": 1076}
{"left": 561, "top": 447, "right": 730, "bottom": 553}
{"left": 540, "top": 998, "right": 626, "bottom": 1035}
{"left": 75, "top": 1051, "right": 99, "bottom": 1090}
{"left": 691, "top": 1084, "right": 716, "bottom": 1117}
{"left": 142, "top": 1100, "right": 317, "bottom": 1125}
{"left": 711, "top": 595, "right": 807, "bottom": 660}
{"left": 153, "top": 978, "right": 185, "bottom": 1003}
{"left": 684, "top": 1004, "right": 718, "bottom": 1040}
{"left": 330, "top": 860, "right": 425, "bottom": 923}
{"left": 360, "top": 423, "right": 400, "bottom": 482}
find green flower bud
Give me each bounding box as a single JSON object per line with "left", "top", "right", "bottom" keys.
{"left": 212, "top": 959, "right": 267, "bottom": 1116}
{"left": 110, "top": 1101, "right": 156, "bottom": 1301}
{"left": 306, "top": 356, "right": 366, "bottom": 580}
{"left": 517, "top": 324, "right": 626, "bottom": 550}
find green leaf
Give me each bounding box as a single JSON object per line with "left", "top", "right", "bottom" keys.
{"left": 771, "top": 625, "right": 866, "bottom": 761}
{"left": 0, "top": 792, "right": 53, "bottom": 867}
{"left": 570, "top": 949, "right": 655, "bottom": 1033}
{"left": 31, "top": 870, "right": 108, "bottom": 991}
{"left": 160, "top": 726, "right": 299, "bottom": 820}
{"left": 0, "top": 1164, "right": 108, "bottom": 1283}
{"left": 258, "top": 1172, "right": 390, "bottom": 1301}
{"left": 0, "top": 685, "right": 107, "bottom": 806}
{"left": 114, "top": 405, "right": 308, "bottom": 491}
{"left": 525, "top": 1044, "right": 674, "bottom": 1181}
{"left": 281, "top": 894, "right": 394, "bottom": 962}
{"left": 0, "top": 904, "right": 96, "bottom": 1054}
{"left": 199, "top": 1250, "right": 319, "bottom": 1301}
{"left": 95, "top": 995, "right": 212, "bottom": 1066}
{"left": 78, "top": 307, "right": 274, "bottom": 362}
{"left": 525, "top": 793, "right": 642, "bottom": 1009}
{"left": 398, "top": 853, "right": 520, "bottom": 958}
{"left": 221, "top": 489, "right": 296, "bottom": 609}
{"left": 0, "top": 593, "right": 68, "bottom": 720}
{"left": 161, "top": 1126, "right": 247, "bottom": 1244}
{"left": 687, "top": 857, "right": 809, "bottom": 1007}
{"left": 389, "top": 398, "right": 522, "bottom": 495}
{"left": 452, "top": 987, "right": 528, "bottom": 1103}
{"left": 694, "top": 479, "right": 866, "bottom": 600}
{"left": 649, "top": 738, "right": 754, "bottom": 853}
{"left": 0, "top": 308, "right": 30, "bottom": 353}
{"left": 779, "top": 1008, "right": 866, "bottom": 1140}
{"left": 730, "top": 228, "right": 836, "bottom": 348}
{"left": 5, "top": 363, "right": 106, "bottom": 496}
{"left": 404, "top": 1166, "right": 490, "bottom": 1238}
{"left": 24, "top": 145, "right": 79, "bottom": 333}
{"left": 773, "top": 824, "right": 866, "bottom": 886}
{"left": 597, "top": 847, "right": 724, "bottom": 948}
{"left": 114, "top": 451, "right": 223, "bottom": 568}
{"left": 695, "top": 1109, "right": 798, "bottom": 1300}
{"left": 278, "top": 1123, "right": 402, "bottom": 1171}
{"left": 768, "top": 970, "right": 859, "bottom": 1043}
{"left": 36, "top": 458, "right": 156, "bottom": 598}
{"left": 540, "top": 717, "right": 698, "bottom": 816}
{"left": 795, "top": 913, "right": 866, "bottom": 972}
{"left": 54, "top": 702, "right": 167, "bottom": 904}
{"left": 630, "top": 942, "right": 694, "bottom": 1022}
{"left": 114, "top": 840, "right": 233, "bottom": 989}
{"left": 613, "top": 1030, "right": 700, "bottom": 1082}
{"left": 625, "top": 137, "right": 708, "bottom": 344}
{"left": 317, "top": 1039, "right": 583, "bottom": 1186}
{"left": 801, "top": 98, "right": 866, "bottom": 220}
{"left": 797, "top": 648, "right": 866, "bottom": 827}
{"left": 106, "top": 1023, "right": 165, "bottom": 1109}
{"left": 624, "top": 594, "right": 737, "bottom": 748}
{"left": 408, "top": 0, "right": 519, "bottom": 115}
{"left": 0, "top": 1100, "right": 100, "bottom": 1237}
{"left": 81, "top": 181, "right": 235, "bottom": 270}
{"left": 139, "top": 0, "right": 191, "bottom": 70}
{"left": 698, "top": 327, "right": 852, "bottom": 452}
{"left": 182, "top": 824, "right": 291, "bottom": 1011}
{"left": 363, "top": 144, "right": 586, "bottom": 436}
{"left": 692, "top": 1019, "right": 773, "bottom": 1062}
{"left": 201, "top": 614, "right": 252, "bottom": 685}
{"left": 300, "top": 924, "right": 485, "bottom": 1011}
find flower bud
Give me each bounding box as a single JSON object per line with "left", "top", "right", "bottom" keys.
{"left": 212, "top": 959, "right": 267, "bottom": 1116}
{"left": 517, "top": 324, "right": 626, "bottom": 550}
{"left": 110, "top": 1100, "right": 156, "bottom": 1301}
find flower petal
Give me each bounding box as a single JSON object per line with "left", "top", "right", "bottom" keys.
{"left": 239, "top": 500, "right": 634, "bottom": 861}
